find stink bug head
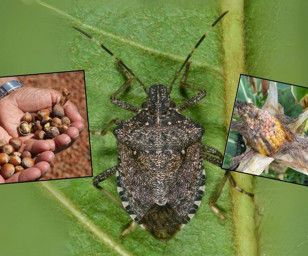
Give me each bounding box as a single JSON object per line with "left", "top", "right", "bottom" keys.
{"left": 143, "top": 84, "right": 175, "bottom": 115}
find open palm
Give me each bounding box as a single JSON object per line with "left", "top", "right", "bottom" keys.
{"left": 0, "top": 86, "right": 84, "bottom": 183}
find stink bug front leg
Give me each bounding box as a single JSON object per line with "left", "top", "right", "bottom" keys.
{"left": 209, "top": 171, "right": 254, "bottom": 220}
{"left": 178, "top": 62, "right": 206, "bottom": 112}
{"left": 110, "top": 61, "right": 140, "bottom": 113}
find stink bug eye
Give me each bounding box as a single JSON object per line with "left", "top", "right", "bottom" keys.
{"left": 74, "top": 10, "right": 253, "bottom": 240}
{"left": 141, "top": 102, "right": 148, "bottom": 109}
{"left": 169, "top": 101, "right": 176, "bottom": 108}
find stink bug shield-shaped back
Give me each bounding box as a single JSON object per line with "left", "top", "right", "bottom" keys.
{"left": 74, "top": 11, "right": 252, "bottom": 240}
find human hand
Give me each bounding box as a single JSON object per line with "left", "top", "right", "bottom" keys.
{"left": 0, "top": 149, "right": 54, "bottom": 183}
{"left": 0, "top": 79, "right": 84, "bottom": 183}
{"left": 0, "top": 85, "right": 84, "bottom": 152}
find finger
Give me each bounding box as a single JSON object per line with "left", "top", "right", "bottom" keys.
{"left": 23, "top": 140, "right": 51, "bottom": 154}
{"left": 35, "top": 151, "right": 54, "bottom": 164}
{"left": 34, "top": 161, "right": 51, "bottom": 177}
{"left": 5, "top": 172, "right": 21, "bottom": 183}
{"left": 54, "top": 134, "right": 72, "bottom": 152}
{"left": 13, "top": 88, "right": 61, "bottom": 112}
{"left": 65, "top": 126, "right": 80, "bottom": 139}
{"left": 70, "top": 121, "right": 85, "bottom": 132}
{"left": 0, "top": 175, "right": 5, "bottom": 184}
{"left": 17, "top": 167, "right": 42, "bottom": 182}
{"left": 64, "top": 102, "right": 84, "bottom": 125}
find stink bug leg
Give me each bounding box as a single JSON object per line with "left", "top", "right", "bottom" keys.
{"left": 92, "top": 119, "right": 123, "bottom": 136}
{"left": 93, "top": 166, "right": 122, "bottom": 207}
{"left": 121, "top": 221, "right": 138, "bottom": 239}
{"left": 177, "top": 61, "right": 206, "bottom": 112}
{"left": 209, "top": 171, "right": 254, "bottom": 220}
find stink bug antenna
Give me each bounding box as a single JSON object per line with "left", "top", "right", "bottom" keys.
{"left": 73, "top": 26, "right": 148, "bottom": 94}
{"left": 168, "top": 11, "right": 228, "bottom": 94}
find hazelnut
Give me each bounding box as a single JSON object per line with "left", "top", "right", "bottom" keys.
{"left": 0, "top": 139, "right": 7, "bottom": 149}
{"left": 1, "top": 163, "right": 15, "bottom": 179}
{"left": 52, "top": 104, "right": 65, "bottom": 118}
{"left": 21, "top": 151, "right": 31, "bottom": 158}
{"left": 9, "top": 155, "right": 21, "bottom": 166}
{"left": 19, "top": 121, "right": 31, "bottom": 135}
{"left": 41, "top": 116, "right": 51, "bottom": 125}
{"left": 44, "top": 122, "right": 51, "bottom": 132}
{"left": 0, "top": 153, "right": 10, "bottom": 165}
{"left": 21, "top": 157, "right": 35, "bottom": 168}
{"left": 2, "top": 144, "right": 14, "bottom": 155}
{"left": 33, "top": 120, "right": 43, "bottom": 131}
{"left": 51, "top": 117, "right": 62, "bottom": 127}
{"left": 37, "top": 109, "right": 50, "bottom": 120}
{"left": 15, "top": 165, "right": 24, "bottom": 173}
{"left": 31, "top": 113, "right": 37, "bottom": 122}
{"left": 61, "top": 116, "right": 71, "bottom": 125}
{"left": 46, "top": 126, "right": 60, "bottom": 138}
{"left": 21, "top": 112, "right": 32, "bottom": 122}
{"left": 35, "top": 130, "right": 46, "bottom": 140}
{"left": 13, "top": 152, "right": 22, "bottom": 157}
{"left": 58, "top": 124, "right": 69, "bottom": 133}
{"left": 9, "top": 137, "right": 22, "bottom": 151}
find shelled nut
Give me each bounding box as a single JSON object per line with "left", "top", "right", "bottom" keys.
{"left": 18, "top": 89, "right": 72, "bottom": 140}
{"left": 9, "top": 155, "right": 21, "bottom": 166}
{"left": 19, "top": 121, "right": 31, "bottom": 135}
{"left": 0, "top": 153, "right": 10, "bottom": 165}
{"left": 0, "top": 139, "right": 35, "bottom": 179}
{"left": 1, "top": 163, "right": 15, "bottom": 179}
{"left": 21, "top": 112, "right": 32, "bottom": 123}
{"left": 9, "top": 137, "right": 22, "bottom": 151}
{"left": 21, "top": 157, "right": 35, "bottom": 168}
{"left": 2, "top": 144, "right": 14, "bottom": 155}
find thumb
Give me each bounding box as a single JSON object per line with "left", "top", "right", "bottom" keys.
{"left": 9, "top": 87, "right": 61, "bottom": 113}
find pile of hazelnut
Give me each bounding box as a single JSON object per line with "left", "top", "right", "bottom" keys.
{"left": 18, "top": 89, "right": 71, "bottom": 140}
{"left": 0, "top": 138, "right": 34, "bottom": 179}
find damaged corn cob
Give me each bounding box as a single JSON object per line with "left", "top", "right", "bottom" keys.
{"left": 233, "top": 102, "right": 293, "bottom": 156}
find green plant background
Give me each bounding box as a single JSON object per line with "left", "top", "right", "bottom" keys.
{"left": 0, "top": 0, "right": 307, "bottom": 256}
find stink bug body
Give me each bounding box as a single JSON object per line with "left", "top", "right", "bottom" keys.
{"left": 74, "top": 10, "right": 253, "bottom": 240}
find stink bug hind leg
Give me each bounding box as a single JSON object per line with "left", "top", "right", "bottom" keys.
{"left": 228, "top": 172, "right": 254, "bottom": 197}
{"left": 209, "top": 171, "right": 254, "bottom": 220}
{"left": 209, "top": 171, "right": 229, "bottom": 220}
{"left": 121, "top": 221, "right": 138, "bottom": 239}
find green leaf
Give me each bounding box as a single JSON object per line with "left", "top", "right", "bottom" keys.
{"left": 291, "top": 86, "right": 308, "bottom": 108}
{"left": 0, "top": 1, "right": 256, "bottom": 255}
{"left": 69, "top": 1, "right": 238, "bottom": 254}
{"left": 245, "top": 0, "right": 308, "bottom": 255}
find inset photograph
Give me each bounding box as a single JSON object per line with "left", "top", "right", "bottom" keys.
{"left": 0, "top": 70, "right": 91, "bottom": 184}
{"left": 222, "top": 74, "right": 308, "bottom": 185}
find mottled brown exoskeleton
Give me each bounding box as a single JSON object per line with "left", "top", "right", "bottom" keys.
{"left": 74, "top": 11, "right": 253, "bottom": 240}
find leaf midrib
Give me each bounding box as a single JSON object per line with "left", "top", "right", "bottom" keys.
{"left": 41, "top": 182, "right": 132, "bottom": 256}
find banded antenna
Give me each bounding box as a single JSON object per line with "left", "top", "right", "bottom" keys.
{"left": 168, "top": 11, "right": 228, "bottom": 94}
{"left": 73, "top": 26, "right": 148, "bottom": 94}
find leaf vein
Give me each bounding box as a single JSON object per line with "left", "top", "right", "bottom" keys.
{"left": 41, "top": 183, "right": 133, "bottom": 256}
{"left": 35, "top": 0, "right": 221, "bottom": 73}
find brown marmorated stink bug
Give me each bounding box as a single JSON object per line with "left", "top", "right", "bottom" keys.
{"left": 74, "top": 11, "right": 253, "bottom": 241}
